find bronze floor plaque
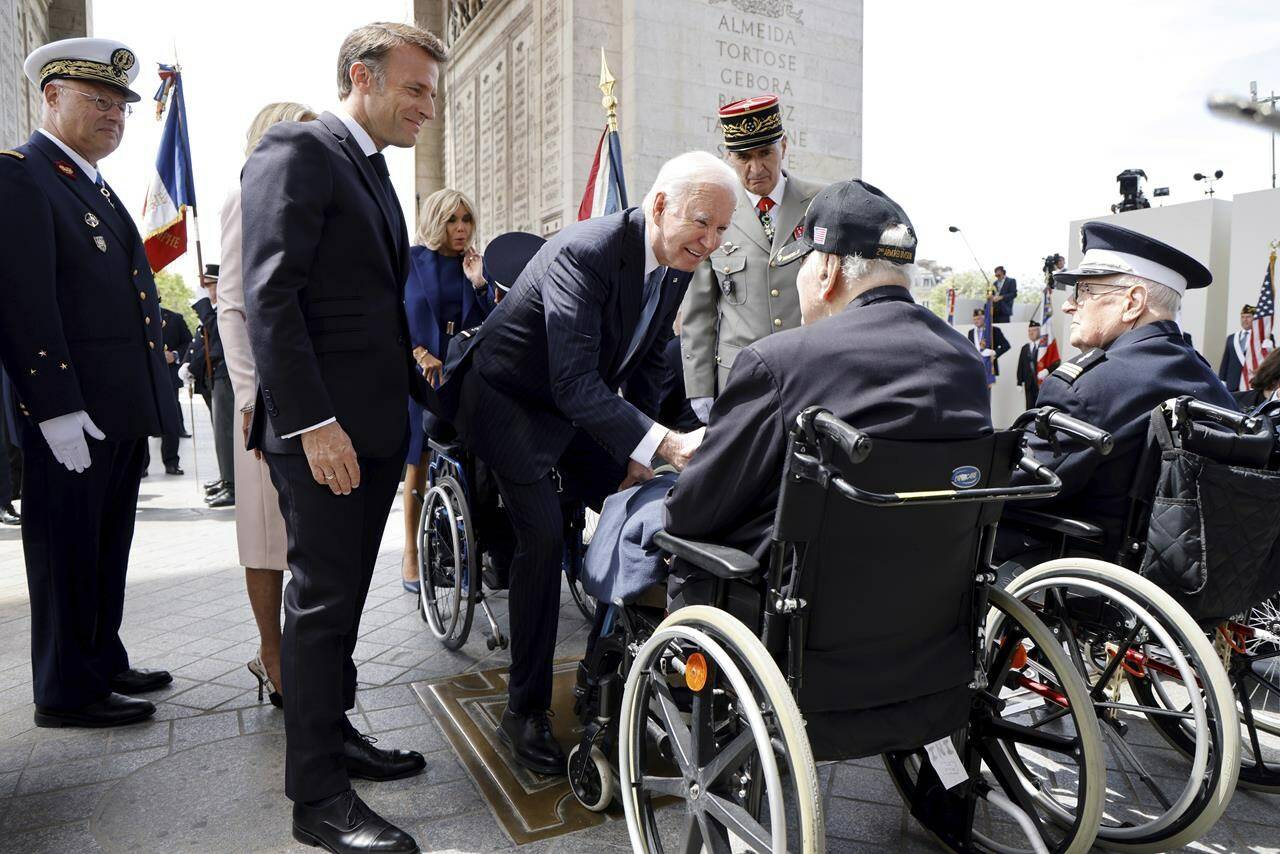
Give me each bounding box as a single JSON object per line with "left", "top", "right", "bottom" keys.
{"left": 413, "top": 659, "right": 620, "bottom": 845}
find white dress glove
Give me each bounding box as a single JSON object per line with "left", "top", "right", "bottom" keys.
{"left": 690, "top": 397, "right": 714, "bottom": 424}
{"left": 981, "top": 348, "right": 996, "bottom": 358}
{"left": 1036, "top": 368, "right": 1049, "bottom": 382}
{"left": 38, "top": 410, "right": 105, "bottom": 473}
{"left": 178, "top": 362, "right": 192, "bottom": 384}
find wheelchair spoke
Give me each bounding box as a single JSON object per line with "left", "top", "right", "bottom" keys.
{"left": 983, "top": 717, "right": 1079, "bottom": 756}
{"left": 694, "top": 808, "right": 733, "bottom": 854}
{"left": 1088, "top": 622, "right": 1142, "bottom": 702}
{"left": 650, "top": 677, "right": 695, "bottom": 777}
{"left": 978, "top": 736, "right": 1051, "bottom": 842}
{"left": 702, "top": 791, "right": 772, "bottom": 854}
{"left": 679, "top": 815, "right": 704, "bottom": 854}
{"left": 640, "top": 775, "right": 686, "bottom": 798}
{"left": 1101, "top": 723, "right": 1173, "bottom": 811}
{"left": 699, "top": 728, "right": 755, "bottom": 789}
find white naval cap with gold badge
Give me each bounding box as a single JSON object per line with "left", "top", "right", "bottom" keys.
{"left": 24, "top": 37, "right": 142, "bottom": 103}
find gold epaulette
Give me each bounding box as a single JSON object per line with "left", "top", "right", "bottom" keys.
{"left": 0, "top": 150, "right": 24, "bottom": 159}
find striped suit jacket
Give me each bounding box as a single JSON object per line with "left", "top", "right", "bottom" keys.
{"left": 446, "top": 208, "right": 691, "bottom": 483}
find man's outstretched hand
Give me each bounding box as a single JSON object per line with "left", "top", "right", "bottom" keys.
{"left": 618, "top": 460, "right": 654, "bottom": 491}
{"left": 656, "top": 427, "right": 706, "bottom": 472}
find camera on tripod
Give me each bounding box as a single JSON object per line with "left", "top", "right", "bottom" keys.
{"left": 1112, "top": 169, "right": 1151, "bottom": 213}
{"left": 1042, "top": 253, "right": 1065, "bottom": 285}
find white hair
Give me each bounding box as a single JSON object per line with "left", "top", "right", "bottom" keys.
{"left": 1110, "top": 274, "right": 1181, "bottom": 319}
{"left": 838, "top": 254, "right": 914, "bottom": 288}
{"left": 642, "top": 151, "right": 739, "bottom": 215}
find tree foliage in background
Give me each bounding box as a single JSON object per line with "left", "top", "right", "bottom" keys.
{"left": 153, "top": 271, "right": 198, "bottom": 334}
{"left": 922, "top": 269, "right": 1044, "bottom": 319}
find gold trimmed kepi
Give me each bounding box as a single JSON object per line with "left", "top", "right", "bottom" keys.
{"left": 23, "top": 37, "right": 142, "bottom": 103}
{"left": 718, "top": 94, "right": 785, "bottom": 152}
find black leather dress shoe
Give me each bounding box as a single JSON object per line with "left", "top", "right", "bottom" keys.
{"left": 110, "top": 668, "right": 173, "bottom": 694}
{"left": 344, "top": 730, "right": 426, "bottom": 781}
{"left": 0, "top": 504, "right": 18, "bottom": 526}
{"left": 293, "top": 789, "right": 418, "bottom": 853}
{"left": 34, "top": 693, "right": 155, "bottom": 728}
{"left": 497, "top": 707, "right": 566, "bottom": 776}
{"left": 164, "top": 463, "right": 184, "bottom": 475}
{"left": 203, "top": 478, "right": 224, "bottom": 493}
{"left": 206, "top": 487, "right": 235, "bottom": 508}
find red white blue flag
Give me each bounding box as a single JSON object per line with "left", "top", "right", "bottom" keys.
{"left": 1241, "top": 253, "right": 1276, "bottom": 389}
{"left": 578, "top": 124, "right": 628, "bottom": 220}
{"left": 1036, "top": 284, "right": 1061, "bottom": 379}
{"left": 142, "top": 64, "right": 196, "bottom": 273}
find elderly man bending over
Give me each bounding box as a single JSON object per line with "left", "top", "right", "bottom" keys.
{"left": 661, "top": 180, "right": 994, "bottom": 608}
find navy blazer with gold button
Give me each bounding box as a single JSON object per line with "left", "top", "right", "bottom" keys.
{"left": 0, "top": 132, "right": 178, "bottom": 439}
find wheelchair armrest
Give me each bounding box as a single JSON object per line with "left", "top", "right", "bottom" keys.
{"left": 653, "top": 530, "right": 760, "bottom": 580}
{"left": 1001, "top": 508, "right": 1105, "bottom": 542}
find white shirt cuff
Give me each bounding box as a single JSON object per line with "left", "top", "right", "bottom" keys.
{"left": 281, "top": 417, "right": 336, "bottom": 439}
{"left": 630, "top": 421, "right": 667, "bottom": 466}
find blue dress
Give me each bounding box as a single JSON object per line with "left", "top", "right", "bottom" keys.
{"left": 404, "top": 245, "right": 494, "bottom": 463}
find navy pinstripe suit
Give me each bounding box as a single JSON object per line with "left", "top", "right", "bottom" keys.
{"left": 446, "top": 207, "right": 690, "bottom": 713}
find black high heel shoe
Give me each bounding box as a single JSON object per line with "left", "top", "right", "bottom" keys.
{"left": 247, "top": 655, "right": 283, "bottom": 708}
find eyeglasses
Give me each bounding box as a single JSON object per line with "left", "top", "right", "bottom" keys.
{"left": 52, "top": 84, "right": 133, "bottom": 117}
{"left": 1067, "top": 282, "right": 1126, "bottom": 304}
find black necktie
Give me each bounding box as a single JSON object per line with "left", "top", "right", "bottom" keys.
{"left": 368, "top": 152, "right": 395, "bottom": 205}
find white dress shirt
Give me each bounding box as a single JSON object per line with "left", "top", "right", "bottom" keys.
{"left": 281, "top": 106, "right": 380, "bottom": 440}
{"left": 37, "top": 128, "right": 98, "bottom": 182}
{"left": 744, "top": 174, "right": 787, "bottom": 212}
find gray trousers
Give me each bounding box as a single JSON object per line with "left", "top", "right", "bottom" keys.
{"left": 211, "top": 375, "right": 235, "bottom": 486}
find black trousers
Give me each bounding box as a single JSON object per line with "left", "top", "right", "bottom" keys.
{"left": 21, "top": 421, "right": 144, "bottom": 708}
{"left": 158, "top": 385, "right": 183, "bottom": 467}
{"left": 265, "top": 448, "right": 404, "bottom": 803}
{"left": 211, "top": 375, "right": 235, "bottom": 486}
{"left": 494, "top": 433, "right": 621, "bottom": 714}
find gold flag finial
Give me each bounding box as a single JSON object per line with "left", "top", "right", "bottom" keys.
{"left": 598, "top": 48, "right": 619, "bottom": 132}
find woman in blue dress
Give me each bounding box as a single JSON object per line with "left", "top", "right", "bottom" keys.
{"left": 401, "top": 189, "right": 493, "bottom": 592}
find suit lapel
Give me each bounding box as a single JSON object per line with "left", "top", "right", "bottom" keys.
{"left": 28, "top": 132, "right": 131, "bottom": 249}
{"left": 318, "top": 112, "right": 402, "bottom": 260}
{"left": 731, "top": 185, "right": 770, "bottom": 254}
{"left": 614, "top": 210, "right": 646, "bottom": 374}
{"left": 771, "top": 174, "right": 815, "bottom": 253}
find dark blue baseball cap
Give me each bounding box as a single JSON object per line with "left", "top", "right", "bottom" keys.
{"left": 772, "top": 179, "right": 917, "bottom": 268}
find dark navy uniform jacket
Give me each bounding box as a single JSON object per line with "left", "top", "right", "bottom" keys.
{"left": 665, "top": 286, "right": 994, "bottom": 560}
{"left": 0, "top": 132, "right": 178, "bottom": 439}
{"left": 160, "top": 306, "right": 192, "bottom": 390}
{"left": 1014, "top": 319, "right": 1238, "bottom": 550}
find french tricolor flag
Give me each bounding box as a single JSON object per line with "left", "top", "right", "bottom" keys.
{"left": 578, "top": 124, "right": 628, "bottom": 221}
{"left": 141, "top": 64, "right": 196, "bottom": 273}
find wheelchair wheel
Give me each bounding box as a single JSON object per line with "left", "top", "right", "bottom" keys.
{"left": 563, "top": 507, "right": 597, "bottom": 623}
{"left": 1003, "top": 558, "right": 1239, "bottom": 852}
{"left": 418, "top": 475, "right": 476, "bottom": 650}
{"left": 618, "top": 605, "right": 824, "bottom": 853}
{"left": 1134, "top": 596, "right": 1280, "bottom": 793}
{"left": 885, "top": 587, "right": 1105, "bottom": 854}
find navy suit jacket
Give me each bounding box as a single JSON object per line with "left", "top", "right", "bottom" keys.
{"left": 241, "top": 112, "right": 428, "bottom": 458}
{"left": 445, "top": 208, "right": 691, "bottom": 483}
{"left": 993, "top": 276, "right": 1017, "bottom": 322}
{"left": 0, "top": 132, "right": 178, "bottom": 439}
{"left": 666, "top": 287, "right": 993, "bottom": 559}
{"left": 404, "top": 245, "right": 494, "bottom": 365}
{"left": 1218, "top": 332, "right": 1245, "bottom": 391}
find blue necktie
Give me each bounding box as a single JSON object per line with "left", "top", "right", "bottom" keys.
{"left": 623, "top": 266, "right": 666, "bottom": 370}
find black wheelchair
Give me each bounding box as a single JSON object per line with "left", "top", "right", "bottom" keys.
{"left": 568, "top": 406, "right": 1115, "bottom": 853}
{"left": 999, "top": 396, "right": 1280, "bottom": 850}
{"left": 415, "top": 437, "right": 597, "bottom": 650}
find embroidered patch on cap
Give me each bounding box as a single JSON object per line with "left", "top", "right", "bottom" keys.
{"left": 813, "top": 226, "right": 828, "bottom": 246}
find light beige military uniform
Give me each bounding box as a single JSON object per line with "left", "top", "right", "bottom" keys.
{"left": 680, "top": 173, "right": 825, "bottom": 398}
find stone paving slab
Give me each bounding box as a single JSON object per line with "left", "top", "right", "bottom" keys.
{"left": 0, "top": 419, "right": 1275, "bottom": 852}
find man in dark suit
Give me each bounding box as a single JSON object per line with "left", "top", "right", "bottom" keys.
{"left": 191, "top": 267, "right": 236, "bottom": 506}
{"left": 967, "top": 307, "right": 1011, "bottom": 376}
{"left": 1016, "top": 319, "right": 1045, "bottom": 409}
{"left": 664, "top": 180, "right": 992, "bottom": 581}
{"left": 241, "top": 23, "right": 446, "bottom": 853}
{"left": 998, "top": 222, "right": 1238, "bottom": 561}
{"left": 441, "top": 151, "right": 738, "bottom": 775}
{"left": 992, "top": 265, "right": 1018, "bottom": 322}
{"left": 1218, "top": 304, "right": 1255, "bottom": 392}
{"left": 0, "top": 38, "right": 177, "bottom": 728}
{"left": 144, "top": 299, "right": 192, "bottom": 476}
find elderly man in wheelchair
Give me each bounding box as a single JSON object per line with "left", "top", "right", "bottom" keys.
{"left": 571, "top": 181, "right": 1120, "bottom": 853}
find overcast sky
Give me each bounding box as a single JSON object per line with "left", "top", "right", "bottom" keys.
{"left": 88, "top": 0, "right": 1280, "bottom": 291}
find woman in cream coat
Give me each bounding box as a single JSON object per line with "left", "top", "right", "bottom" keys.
{"left": 218, "top": 102, "right": 316, "bottom": 706}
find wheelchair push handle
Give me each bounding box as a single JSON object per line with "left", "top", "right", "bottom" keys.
{"left": 1013, "top": 407, "right": 1113, "bottom": 455}
{"left": 811, "top": 410, "right": 872, "bottom": 464}
{"left": 1170, "top": 396, "right": 1265, "bottom": 435}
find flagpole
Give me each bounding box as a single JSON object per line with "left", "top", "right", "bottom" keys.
{"left": 597, "top": 49, "right": 628, "bottom": 208}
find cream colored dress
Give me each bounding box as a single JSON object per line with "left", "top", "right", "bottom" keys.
{"left": 217, "top": 187, "right": 289, "bottom": 570}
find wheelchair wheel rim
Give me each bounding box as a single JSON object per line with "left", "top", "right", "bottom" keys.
{"left": 618, "top": 624, "right": 789, "bottom": 854}
{"left": 421, "top": 482, "right": 465, "bottom": 639}
{"left": 1008, "top": 575, "right": 1212, "bottom": 842}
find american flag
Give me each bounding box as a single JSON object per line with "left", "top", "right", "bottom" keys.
{"left": 1241, "top": 253, "right": 1276, "bottom": 389}
{"left": 1036, "top": 284, "right": 1061, "bottom": 379}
